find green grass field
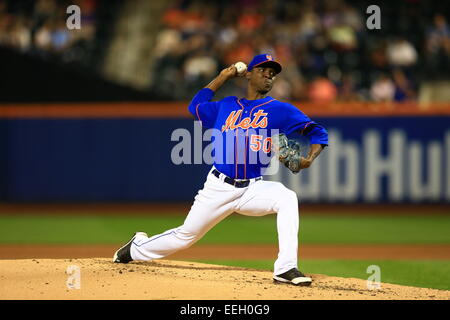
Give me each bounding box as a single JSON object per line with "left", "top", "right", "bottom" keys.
{"left": 1, "top": 214, "right": 449, "bottom": 244}
{"left": 0, "top": 213, "right": 449, "bottom": 290}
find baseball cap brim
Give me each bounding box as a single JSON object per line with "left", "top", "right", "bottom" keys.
{"left": 250, "top": 60, "right": 282, "bottom": 74}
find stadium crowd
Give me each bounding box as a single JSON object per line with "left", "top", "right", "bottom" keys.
{"left": 0, "top": 0, "right": 98, "bottom": 68}
{"left": 0, "top": 0, "right": 448, "bottom": 102}
{"left": 151, "top": 0, "right": 450, "bottom": 102}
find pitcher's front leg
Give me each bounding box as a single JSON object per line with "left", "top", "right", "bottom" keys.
{"left": 130, "top": 183, "right": 239, "bottom": 261}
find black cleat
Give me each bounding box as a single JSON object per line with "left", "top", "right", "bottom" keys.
{"left": 273, "top": 268, "right": 312, "bottom": 286}
{"left": 113, "top": 232, "right": 147, "bottom": 263}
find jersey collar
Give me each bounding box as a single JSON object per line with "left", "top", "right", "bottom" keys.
{"left": 238, "top": 96, "right": 275, "bottom": 107}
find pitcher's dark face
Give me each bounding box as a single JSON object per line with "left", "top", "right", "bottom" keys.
{"left": 247, "top": 66, "right": 277, "bottom": 94}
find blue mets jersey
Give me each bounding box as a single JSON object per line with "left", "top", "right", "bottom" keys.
{"left": 188, "top": 88, "right": 328, "bottom": 179}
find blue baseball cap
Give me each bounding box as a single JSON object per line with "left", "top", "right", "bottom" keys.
{"left": 247, "top": 54, "right": 282, "bottom": 74}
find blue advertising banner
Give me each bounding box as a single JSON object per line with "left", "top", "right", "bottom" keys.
{"left": 0, "top": 119, "right": 210, "bottom": 202}
{"left": 0, "top": 116, "right": 449, "bottom": 203}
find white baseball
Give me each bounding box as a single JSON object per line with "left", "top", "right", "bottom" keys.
{"left": 234, "top": 62, "right": 247, "bottom": 75}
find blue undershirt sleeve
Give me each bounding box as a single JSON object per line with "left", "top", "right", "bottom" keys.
{"left": 302, "top": 124, "right": 329, "bottom": 146}
{"left": 188, "top": 88, "right": 220, "bottom": 129}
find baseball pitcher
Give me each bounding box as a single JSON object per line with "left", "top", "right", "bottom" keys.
{"left": 113, "top": 54, "right": 329, "bottom": 286}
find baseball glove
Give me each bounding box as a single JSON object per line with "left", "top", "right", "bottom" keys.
{"left": 272, "top": 133, "right": 304, "bottom": 174}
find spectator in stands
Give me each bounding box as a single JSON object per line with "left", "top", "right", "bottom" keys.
{"left": 294, "top": 8, "right": 321, "bottom": 43}
{"left": 237, "top": 7, "right": 264, "bottom": 34}
{"left": 426, "top": 14, "right": 450, "bottom": 55}
{"left": 33, "top": 0, "right": 58, "bottom": 23}
{"left": 308, "top": 76, "right": 338, "bottom": 103}
{"left": 34, "top": 19, "right": 53, "bottom": 53}
{"left": 154, "top": 28, "right": 182, "bottom": 59}
{"left": 271, "top": 75, "right": 293, "bottom": 101}
{"left": 183, "top": 51, "right": 218, "bottom": 81}
{"left": 338, "top": 73, "right": 359, "bottom": 101}
{"left": 370, "top": 73, "right": 395, "bottom": 102}
{"left": 425, "top": 14, "right": 450, "bottom": 78}
{"left": 51, "top": 20, "right": 71, "bottom": 52}
{"left": 222, "top": 38, "right": 254, "bottom": 66}
{"left": 386, "top": 37, "right": 418, "bottom": 68}
{"left": 8, "top": 15, "right": 31, "bottom": 52}
{"left": 392, "top": 69, "right": 415, "bottom": 102}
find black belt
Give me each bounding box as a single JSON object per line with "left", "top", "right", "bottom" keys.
{"left": 212, "top": 169, "right": 262, "bottom": 188}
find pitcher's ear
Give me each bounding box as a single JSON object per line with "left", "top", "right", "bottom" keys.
{"left": 245, "top": 71, "right": 251, "bottom": 80}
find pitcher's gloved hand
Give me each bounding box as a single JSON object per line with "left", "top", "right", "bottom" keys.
{"left": 272, "top": 133, "right": 289, "bottom": 161}
{"left": 272, "top": 134, "right": 307, "bottom": 174}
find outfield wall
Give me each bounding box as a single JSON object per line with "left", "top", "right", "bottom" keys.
{"left": 0, "top": 103, "right": 449, "bottom": 203}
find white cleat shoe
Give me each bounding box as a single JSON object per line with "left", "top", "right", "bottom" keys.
{"left": 273, "top": 268, "right": 312, "bottom": 286}
{"left": 113, "top": 232, "right": 148, "bottom": 263}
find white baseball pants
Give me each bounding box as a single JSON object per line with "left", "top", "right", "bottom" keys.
{"left": 131, "top": 167, "right": 300, "bottom": 275}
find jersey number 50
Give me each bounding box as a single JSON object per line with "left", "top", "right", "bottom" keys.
{"left": 249, "top": 135, "right": 272, "bottom": 153}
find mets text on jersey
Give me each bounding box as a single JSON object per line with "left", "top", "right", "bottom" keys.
{"left": 221, "top": 109, "right": 268, "bottom": 132}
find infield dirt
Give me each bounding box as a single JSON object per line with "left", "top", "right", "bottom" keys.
{"left": 0, "top": 258, "right": 449, "bottom": 300}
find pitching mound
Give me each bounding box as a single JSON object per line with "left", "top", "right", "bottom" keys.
{"left": 0, "top": 258, "right": 448, "bottom": 300}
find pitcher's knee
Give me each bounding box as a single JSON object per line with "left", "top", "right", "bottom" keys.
{"left": 276, "top": 189, "right": 298, "bottom": 209}
{"left": 283, "top": 189, "right": 298, "bottom": 204}
{"left": 287, "top": 189, "right": 298, "bottom": 202}
{"left": 174, "top": 228, "right": 200, "bottom": 249}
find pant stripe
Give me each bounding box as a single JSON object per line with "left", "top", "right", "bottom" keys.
{"left": 133, "top": 231, "right": 175, "bottom": 247}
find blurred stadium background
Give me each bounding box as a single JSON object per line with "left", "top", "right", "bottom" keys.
{"left": 0, "top": 0, "right": 449, "bottom": 291}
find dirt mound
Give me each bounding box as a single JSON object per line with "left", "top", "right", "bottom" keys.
{"left": 2, "top": 244, "right": 450, "bottom": 260}
{"left": 0, "top": 258, "right": 448, "bottom": 300}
